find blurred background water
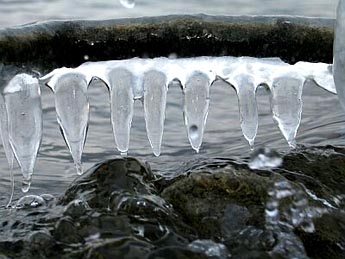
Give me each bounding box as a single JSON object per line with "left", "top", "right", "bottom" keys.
{"left": 0, "top": 0, "right": 338, "bottom": 28}
{"left": 0, "top": 0, "right": 342, "bottom": 205}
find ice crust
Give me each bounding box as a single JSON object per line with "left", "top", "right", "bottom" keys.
{"left": 0, "top": 56, "right": 337, "bottom": 188}
{"left": 43, "top": 56, "right": 334, "bottom": 156}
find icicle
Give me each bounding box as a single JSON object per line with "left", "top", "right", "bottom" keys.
{"left": 3, "top": 74, "right": 42, "bottom": 192}
{"left": 106, "top": 68, "right": 134, "bottom": 154}
{"left": 143, "top": 70, "right": 168, "bottom": 156}
{"left": 231, "top": 73, "right": 259, "bottom": 149}
{"left": 0, "top": 93, "right": 15, "bottom": 206}
{"left": 334, "top": 0, "right": 345, "bottom": 108}
{"left": 270, "top": 74, "right": 304, "bottom": 148}
{"left": 294, "top": 62, "right": 336, "bottom": 94}
{"left": 46, "top": 72, "right": 89, "bottom": 175}
{"left": 183, "top": 72, "right": 211, "bottom": 152}
{"left": 0, "top": 94, "right": 14, "bottom": 167}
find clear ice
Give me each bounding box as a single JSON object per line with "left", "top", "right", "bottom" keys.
{"left": 183, "top": 72, "right": 211, "bottom": 153}
{"left": 334, "top": 0, "right": 345, "bottom": 110}
{"left": 105, "top": 68, "right": 134, "bottom": 155}
{"left": 0, "top": 56, "right": 337, "bottom": 195}
{"left": 41, "top": 57, "right": 335, "bottom": 157}
{"left": 43, "top": 70, "right": 90, "bottom": 175}
{"left": 3, "top": 73, "right": 42, "bottom": 192}
{"left": 270, "top": 73, "right": 304, "bottom": 148}
{"left": 0, "top": 92, "right": 15, "bottom": 205}
{"left": 231, "top": 73, "right": 258, "bottom": 149}
{"left": 143, "top": 70, "right": 168, "bottom": 156}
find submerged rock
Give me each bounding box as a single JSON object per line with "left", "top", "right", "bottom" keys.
{"left": 0, "top": 147, "right": 344, "bottom": 258}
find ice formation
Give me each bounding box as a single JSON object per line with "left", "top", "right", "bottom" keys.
{"left": 107, "top": 68, "right": 135, "bottom": 155}
{"left": 0, "top": 92, "right": 15, "bottom": 205}
{"left": 270, "top": 73, "right": 304, "bottom": 148}
{"left": 143, "top": 70, "right": 168, "bottom": 156}
{"left": 334, "top": 0, "right": 345, "bottom": 110}
{"left": 41, "top": 70, "right": 90, "bottom": 175}
{"left": 0, "top": 55, "right": 338, "bottom": 192}
{"left": 183, "top": 72, "right": 211, "bottom": 153}
{"left": 40, "top": 57, "right": 335, "bottom": 158}
{"left": 3, "top": 74, "right": 42, "bottom": 192}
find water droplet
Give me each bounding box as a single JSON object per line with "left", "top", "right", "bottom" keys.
{"left": 83, "top": 55, "right": 89, "bottom": 60}
{"left": 248, "top": 147, "right": 282, "bottom": 170}
{"left": 119, "top": 0, "right": 135, "bottom": 9}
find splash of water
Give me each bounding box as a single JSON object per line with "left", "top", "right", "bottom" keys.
{"left": 248, "top": 147, "right": 283, "bottom": 170}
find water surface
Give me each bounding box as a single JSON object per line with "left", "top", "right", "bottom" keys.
{"left": 0, "top": 0, "right": 338, "bottom": 28}
{"left": 0, "top": 0, "right": 343, "bottom": 204}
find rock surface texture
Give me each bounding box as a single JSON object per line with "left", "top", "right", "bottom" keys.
{"left": 0, "top": 146, "right": 344, "bottom": 258}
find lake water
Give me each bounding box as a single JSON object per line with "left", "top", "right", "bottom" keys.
{"left": 0, "top": 0, "right": 338, "bottom": 28}
{"left": 0, "top": 0, "right": 343, "bottom": 204}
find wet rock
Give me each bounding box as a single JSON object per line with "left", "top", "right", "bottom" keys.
{"left": 161, "top": 164, "right": 272, "bottom": 239}
{"left": 75, "top": 213, "right": 133, "bottom": 240}
{"left": 25, "top": 231, "right": 57, "bottom": 259}
{"left": 53, "top": 217, "right": 83, "bottom": 244}
{"left": 0, "top": 241, "right": 24, "bottom": 258}
{"left": 0, "top": 148, "right": 344, "bottom": 259}
{"left": 296, "top": 211, "right": 345, "bottom": 259}
{"left": 85, "top": 237, "right": 153, "bottom": 259}
{"left": 220, "top": 204, "right": 251, "bottom": 235}
{"left": 188, "top": 239, "right": 230, "bottom": 258}
{"left": 63, "top": 199, "right": 90, "bottom": 219}
{"left": 146, "top": 246, "right": 208, "bottom": 259}
{"left": 0, "top": 15, "right": 334, "bottom": 70}
{"left": 60, "top": 157, "right": 157, "bottom": 208}
{"left": 282, "top": 145, "right": 345, "bottom": 208}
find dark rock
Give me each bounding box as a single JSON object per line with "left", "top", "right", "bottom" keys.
{"left": 161, "top": 165, "right": 272, "bottom": 239}
{"left": 0, "top": 148, "right": 344, "bottom": 259}
{"left": 63, "top": 199, "right": 90, "bottom": 219}
{"left": 0, "top": 15, "right": 334, "bottom": 71}
{"left": 146, "top": 246, "right": 208, "bottom": 259}
{"left": 53, "top": 217, "right": 83, "bottom": 244}
{"left": 296, "top": 211, "right": 345, "bottom": 259}
{"left": 281, "top": 145, "right": 345, "bottom": 208}
{"left": 75, "top": 213, "right": 133, "bottom": 239}
{"left": 85, "top": 237, "right": 153, "bottom": 259}
{"left": 60, "top": 157, "right": 157, "bottom": 208}
{"left": 25, "top": 231, "right": 58, "bottom": 259}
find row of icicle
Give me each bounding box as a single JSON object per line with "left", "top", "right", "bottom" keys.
{"left": 0, "top": 0, "right": 344, "bottom": 200}
{"left": 0, "top": 57, "right": 335, "bottom": 195}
